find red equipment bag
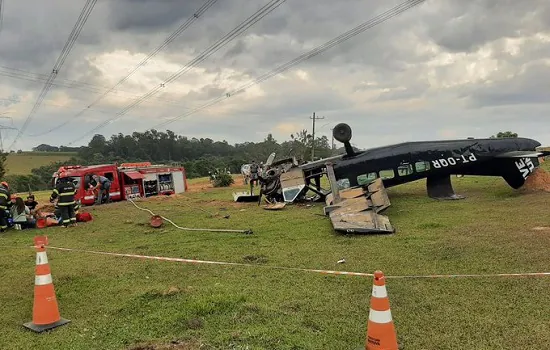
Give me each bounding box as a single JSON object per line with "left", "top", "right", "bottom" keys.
{"left": 76, "top": 212, "right": 93, "bottom": 222}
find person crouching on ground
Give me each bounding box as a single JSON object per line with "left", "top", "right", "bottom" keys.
{"left": 50, "top": 172, "right": 77, "bottom": 227}
{"left": 10, "top": 197, "right": 36, "bottom": 229}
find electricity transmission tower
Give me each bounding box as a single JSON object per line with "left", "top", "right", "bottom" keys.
{"left": 0, "top": 115, "right": 17, "bottom": 152}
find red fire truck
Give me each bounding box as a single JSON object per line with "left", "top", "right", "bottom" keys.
{"left": 52, "top": 162, "right": 188, "bottom": 206}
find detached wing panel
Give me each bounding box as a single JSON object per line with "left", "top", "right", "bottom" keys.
{"left": 326, "top": 178, "right": 394, "bottom": 234}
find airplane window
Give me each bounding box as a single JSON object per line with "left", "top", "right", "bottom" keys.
{"left": 282, "top": 185, "right": 306, "bottom": 202}
{"left": 336, "top": 178, "right": 350, "bottom": 190}
{"left": 397, "top": 163, "right": 413, "bottom": 176}
{"left": 415, "top": 161, "right": 430, "bottom": 172}
{"left": 379, "top": 169, "right": 395, "bottom": 179}
{"left": 357, "top": 173, "right": 377, "bottom": 185}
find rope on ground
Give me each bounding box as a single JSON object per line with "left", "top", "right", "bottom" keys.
{"left": 47, "top": 246, "right": 550, "bottom": 280}
{"left": 127, "top": 198, "right": 252, "bottom": 234}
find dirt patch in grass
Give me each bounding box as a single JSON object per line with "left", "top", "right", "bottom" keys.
{"left": 128, "top": 339, "right": 202, "bottom": 350}
{"left": 194, "top": 199, "right": 245, "bottom": 209}
{"left": 522, "top": 168, "right": 550, "bottom": 192}
{"left": 186, "top": 180, "right": 213, "bottom": 193}
{"left": 186, "top": 175, "right": 244, "bottom": 193}
{"left": 183, "top": 318, "right": 204, "bottom": 330}
{"left": 35, "top": 203, "right": 56, "bottom": 213}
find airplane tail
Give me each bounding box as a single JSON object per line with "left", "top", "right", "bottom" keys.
{"left": 496, "top": 155, "right": 543, "bottom": 189}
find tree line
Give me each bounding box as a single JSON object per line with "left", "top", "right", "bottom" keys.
{"left": 1, "top": 129, "right": 338, "bottom": 192}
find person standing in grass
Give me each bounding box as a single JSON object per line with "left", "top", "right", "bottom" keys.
{"left": 50, "top": 172, "right": 77, "bottom": 227}
{"left": 249, "top": 160, "right": 259, "bottom": 193}
{"left": 0, "top": 182, "right": 11, "bottom": 232}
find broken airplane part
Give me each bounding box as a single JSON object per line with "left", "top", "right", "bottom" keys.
{"left": 237, "top": 123, "right": 550, "bottom": 234}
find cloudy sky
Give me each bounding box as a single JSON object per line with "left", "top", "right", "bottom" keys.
{"left": 1, "top": 0, "right": 549, "bottom": 151}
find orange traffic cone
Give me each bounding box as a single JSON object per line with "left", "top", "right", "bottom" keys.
{"left": 23, "top": 236, "right": 70, "bottom": 332}
{"left": 365, "top": 270, "right": 398, "bottom": 350}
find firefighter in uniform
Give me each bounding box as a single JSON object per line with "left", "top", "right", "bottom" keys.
{"left": 0, "top": 181, "right": 11, "bottom": 232}
{"left": 50, "top": 173, "right": 77, "bottom": 227}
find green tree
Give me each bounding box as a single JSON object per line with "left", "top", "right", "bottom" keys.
{"left": 491, "top": 131, "right": 518, "bottom": 138}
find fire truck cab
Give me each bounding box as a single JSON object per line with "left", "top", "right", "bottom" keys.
{"left": 52, "top": 162, "right": 187, "bottom": 206}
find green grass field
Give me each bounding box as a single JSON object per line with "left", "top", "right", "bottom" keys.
{"left": 5, "top": 152, "right": 77, "bottom": 175}
{"left": 0, "top": 167, "right": 549, "bottom": 349}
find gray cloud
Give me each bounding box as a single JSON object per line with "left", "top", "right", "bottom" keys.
{"left": 463, "top": 62, "right": 550, "bottom": 108}
{"left": 0, "top": 0, "right": 550, "bottom": 151}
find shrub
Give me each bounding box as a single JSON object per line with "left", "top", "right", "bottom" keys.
{"left": 213, "top": 172, "right": 234, "bottom": 187}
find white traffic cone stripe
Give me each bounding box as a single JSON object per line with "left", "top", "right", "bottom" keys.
{"left": 368, "top": 309, "right": 393, "bottom": 323}
{"left": 371, "top": 285, "right": 387, "bottom": 298}
{"left": 36, "top": 252, "right": 48, "bottom": 265}
{"left": 35, "top": 274, "right": 53, "bottom": 286}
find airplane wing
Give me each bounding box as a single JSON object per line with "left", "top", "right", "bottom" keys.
{"left": 495, "top": 146, "right": 550, "bottom": 158}
{"left": 495, "top": 151, "right": 545, "bottom": 158}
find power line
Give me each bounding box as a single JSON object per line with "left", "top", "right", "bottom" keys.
{"left": 0, "top": 97, "right": 132, "bottom": 115}
{"left": 0, "top": 65, "right": 126, "bottom": 92}
{"left": 143, "top": 0, "right": 427, "bottom": 133}
{"left": 6, "top": 0, "right": 98, "bottom": 151}
{"left": 68, "top": 0, "right": 287, "bottom": 145}
{"left": 0, "top": 67, "right": 196, "bottom": 110}
{"left": 30, "top": 0, "right": 220, "bottom": 137}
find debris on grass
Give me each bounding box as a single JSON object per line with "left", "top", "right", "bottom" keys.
{"left": 184, "top": 318, "right": 204, "bottom": 330}
{"left": 163, "top": 286, "right": 181, "bottom": 296}
{"left": 262, "top": 202, "right": 286, "bottom": 210}
{"left": 522, "top": 168, "right": 550, "bottom": 192}
{"left": 242, "top": 255, "right": 268, "bottom": 264}
{"left": 532, "top": 226, "right": 550, "bottom": 231}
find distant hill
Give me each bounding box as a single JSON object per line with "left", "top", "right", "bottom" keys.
{"left": 5, "top": 151, "right": 77, "bottom": 175}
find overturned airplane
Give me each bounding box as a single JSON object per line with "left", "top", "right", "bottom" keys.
{"left": 243, "top": 123, "right": 550, "bottom": 234}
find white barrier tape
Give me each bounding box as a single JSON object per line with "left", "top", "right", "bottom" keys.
{"left": 47, "top": 246, "right": 374, "bottom": 277}
{"left": 46, "top": 246, "right": 550, "bottom": 280}
{"left": 387, "top": 272, "right": 550, "bottom": 279}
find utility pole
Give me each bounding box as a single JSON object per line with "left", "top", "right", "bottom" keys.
{"left": 310, "top": 112, "right": 324, "bottom": 161}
